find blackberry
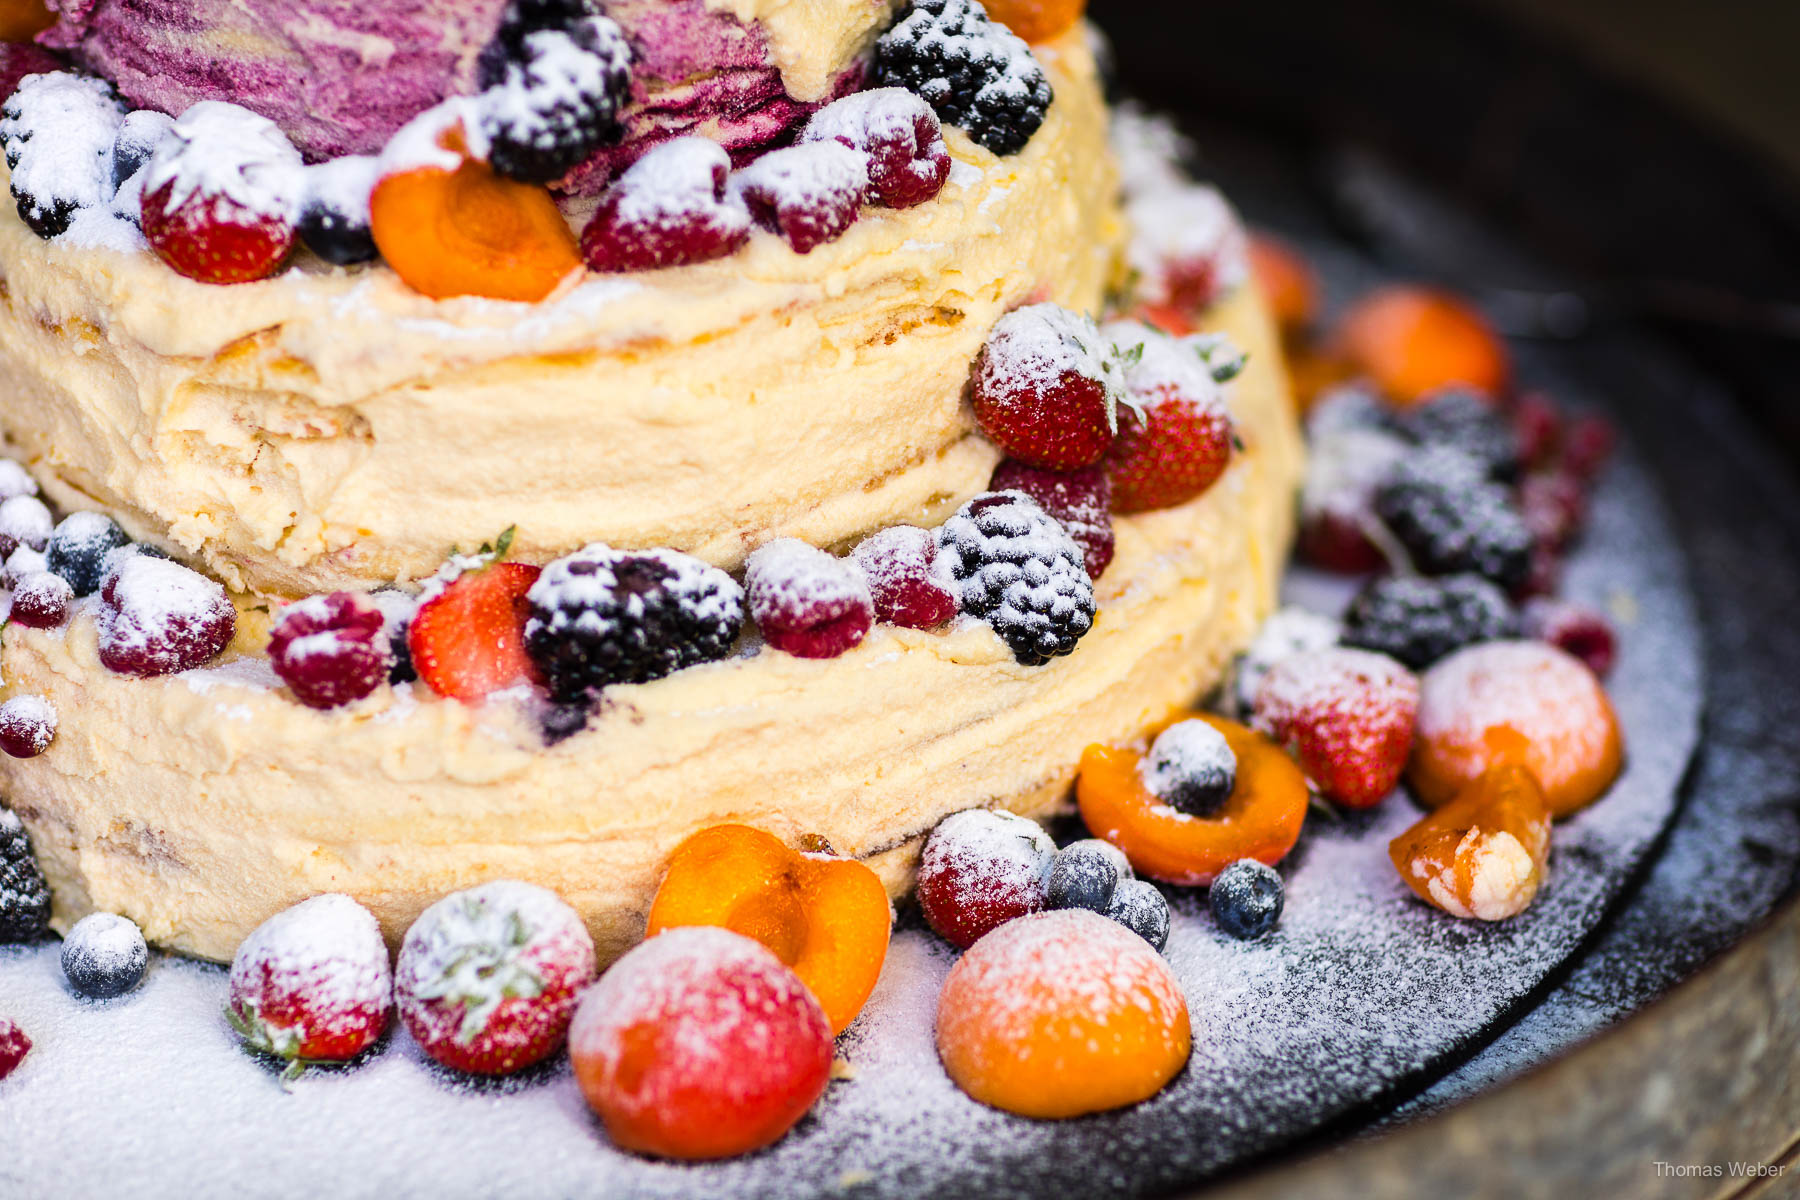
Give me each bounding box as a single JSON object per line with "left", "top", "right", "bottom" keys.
{"left": 1385, "top": 388, "right": 1521, "bottom": 481}
{"left": 1341, "top": 573, "right": 1519, "bottom": 670}
{"left": 1140, "top": 718, "right": 1237, "bottom": 816}
{"left": 1, "top": 72, "right": 125, "bottom": 239}
{"left": 1046, "top": 842, "right": 1120, "bottom": 914}
{"left": 523, "top": 545, "right": 744, "bottom": 704}
{"left": 45, "top": 512, "right": 132, "bottom": 597}
{"left": 60, "top": 912, "right": 148, "bottom": 999}
{"left": 875, "top": 0, "right": 1053, "bottom": 157}
{"left": 298, "top": 155, "right": 379, "bottom": 266}
{"left": 1106, "top": 879, "right": 1170, "bottom": 952}
{"left": 481, "top": 16, "right": 632, "bottom": 184}
{"left": 0, "top": 808, "right": 50, "bottom": 943}
{"left": 1210, "top": 859, "right": 1282, "bottom": 941}
{"left": 1374, "top": 448, "right": 1533, "bottom": 593}
{"left": 935, "top": 492, "right": 1095, "bottom": 666}
{"left": 486, "top": 0, "right": 607, "bottom": 66}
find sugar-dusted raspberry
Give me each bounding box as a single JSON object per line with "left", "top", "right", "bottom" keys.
{"left": 7, "top": 571, "right": 71, "bottom": 630}
{"left": 0, "top": 495, "right": 51, "bottom": 561}
{"left": 973, "top": 305, "right": 1125, "bottom": 471}
{"left": 874, "top": 0, "right": 1053, "bottom": 157}
{"left": 0, "top": 459, "right": 36, "bottom": 502}
{"left": 1139, "top": 717, "right": 1237, "bottom": 817}
{"left": 3, "top": 546, "right": 46, "bottom": 591}
{"left": 1297, "top": 427, "right": 1409, "bottom": 573}
{"left": 524, "top": 544, "right": 743, "bottom": 703}
{"left": 140, "top": 101, "right": 303, "bottom": 284}
{"left": 1341, "top": 573, "right": 1519, "bottom": 671}
{"left": 1374, "top": 446, "right": 1533, "bottom": 593}
{"left": 936, "top": 491, "right": 1095, "bottom": 665}
{"left": 1511, "top": 391, "right": 1564, "bottom": 469}
{"left": 1232, "top": 605, "right": 1343, "bottom": 716}
{"left": 0, "top": 72, "right": 125, "bottom": 239}
{"left": 1105, "top": 321, "right": 1236, "bottom": 512}
{"left": 1254, "top": 646, "right": 1420, "bottom": 809}
{"left": 0, "top": 808, "right": 50, "bottom": 943}
{"left": 731, "top": 140, "right": 869, "bottom": 254}
{"left": 1521, "top": 597, "right": 1618, "bottom": 679}
{"left": 581, "top": 136, "right": 750, "bottom": 272}
{"left": 1562, "top": 413, "right": 1616, "bottom": 481}
{"left": 1518, "top": 468, "right": 1588, "bottom": 553}
{"left": 801, "top": 87, "right": 950, "bottom": 209}
{"left": 396, "top": 879, "right": 596, "bottom": 1076}
{"left": 989, "top": 459, "right": 1115, "bottom": 580}
{"left": 745, "top": 538, "right": 874, "bottom": 659}
{"left": 95, "top": 553, "right": 236, "bottom": 678}
{"left": 0, "top": 1017, "right": 28, "bottom": 1080}
{"left": 268, "top": 591, "right": 394, "bottom": 710}
{"left": 1384, "top": 387, "right": 1521, "bottom": 481}
{"left": 227, "top": 894, "right": 393, "bottom": 1082}
{"left": 480, "top": 16, "right": 631, "bottom": 184}
{"left": 60, "top": 912, "right": 148, "bottom": 1000}
{"left": 45, "top": 511, "right": 131, "bottom": 596}
{"left": 0, "top": 696, "right": 55, "bottom": 759}
{"left": 849, "top": 525, "right": 956, "bottom": 630}
{"left": 569, "top": 926, "right": 833, "bottom": 1160}
{"left": 916, "top": 808, "right": 1054, "bottom": 949}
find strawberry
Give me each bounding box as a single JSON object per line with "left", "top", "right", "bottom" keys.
{"left": 971, "top": 304, "right": 1125, "bottom": 471}
{"left": 408, "top": 530, "right": 542, "bottom": 701}
{"left": 395, "top": 879, "right": 596, "bottom": 1076}
{"left": 1252, "top": 646, "right": 1420, "bottom": 809}
{"left": 225, "top": 894, "right": 393, "bottom": 1084}
{"left": 1103, "top": 323, "right": 1237, "bottom": 513}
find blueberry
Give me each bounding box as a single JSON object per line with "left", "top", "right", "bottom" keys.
{"left": 1046, "top": 842, "right": 1121, "bottom": 914}
{"left": 61, "top": 912, "right": 148, "bottom": 999}
{"left": 1210, "top": 859, "right": 1283, "bottom": 941}
{"left": 1140, "top": 719, "right": 1237, "bottom": 817}
{"left": 111, "top": 109, "right": 175, "bottom": 192}
{"left": 45, "top": 512, "right": 131, "bottom": 596}
{"left": 1105, "top": 879, "right": 1170, "bottom": 952}
{"left": 371, "top": 587, "right": 419, "bottom": 684}
{"left": 297, "top": 156, "right": 379, "bottom": 267}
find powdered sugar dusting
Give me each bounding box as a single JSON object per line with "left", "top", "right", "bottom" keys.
{"left": 979, "top": 304, "right": 1120, "bottom": 409}
{"left": 1231, "top": 605, "right": 1344, "bottom": 715}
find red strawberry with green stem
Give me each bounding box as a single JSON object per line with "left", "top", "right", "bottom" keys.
{"left": 409, "top": 528, "right": 542, "bottom": 701}
{"left": 972, "top": 304, "right": 1128, "bottom": 471}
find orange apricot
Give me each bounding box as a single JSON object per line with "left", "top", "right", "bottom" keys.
{"left": 1130, "top": 302, "right": 1197, "bottom": 338}
{"left": 0, "top": 1, "right": 53, "bottom": 42}
{"left": 1409, "top": 640, "right": 1623, "bottom": 818}
{"left": 370, "top": 155, "right": 581, "bottom": 302}
{"left": 646, "top": 824, "right": 892, "bottom": 1035}
{"left": 1390, "top": 763, "right": 1552, "bottom": 921}
{"left": 1077, "top": 712, "right": 1310, "bottom": 887}
{"left": 936, "top": 909, "right": 1190, "bottom": 1119}
{"left": 982, "top": 0, "right": 1086, "bottom": 43}
{"left": 1332, "top": 285, "right": 1510, "bottom": 405}
{"left": 1246, "top": 232, "right": 1319, "bottom": 333}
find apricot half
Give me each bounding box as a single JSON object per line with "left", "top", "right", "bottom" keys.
{"left": 1391, "top": 764, "right": 1552, "bottom": 921}
{"left": 0, "top": 1, "right": 53, "bottom": 41}
{"left": 1332, "top": 285, "right": 1509, "bottom": 405}
{"left": 1077, "top": 712, "right": 1309, "bottom": 887}
{"left": 1246, "top": 232, "right": 1319, "bottom": 334}
{"left": 646, "top": 824, "right": 891, "bottom": 1035}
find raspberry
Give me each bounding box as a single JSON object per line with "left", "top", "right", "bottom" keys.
{"left": 1518, "top": 468, "right": 1588, "bottom": 552}
{"left": 1384, "top": 388, "right": 1521, "bottom": 480}
{"left": 731, "top": 140, "right": 868, "bottom": 254}
{"left": 297, "top": 154, "right": 379, "bottom": 266}
{"left": 1232, "top": 606, "right": 1343, "bottom": 717}
{"left": 850, "top": 525, "right": 957, "bottom": 629}
{"left": 1522, "top": 598, "right": 1618, "bottom": 678}
{"left": 1341, "top": 573, "right": 1519, "bottom": 670}
{"left": 1296, "top": 428, "right": 1407, "bottom": 573}
{"left": 1139, "top": 718, "right": 1237, "bottom": 817}
{"left": 45, "top": 511, "right": 131, "bottom": 596}
{"left": 1209, "top": 859, "right": 1283, "bottom": 940}
{"left": 801, "top": 87, "right": 950, "bottom": 209}
{"left": 268, "top": 592, "right": 393, "bottom": 710}
{"left": 1512, "top": 391, "right": 1563, "bottom": 469}
{"left": 480, "top": 17, "right": 631, "bottom": 184}
{"left": 581, "top": 137, "right": 750, "bottom": 272}
{"left": 1253, "top": 646, "right": 1420, "bottom": 809}
{"left": 60, "top": 912, "right": 148, "bottom": 1000}
{"left": 7, "top": 570, "right": 72, "bottom": 630}
{"left": 1373, "top": 447, "right": 1533, "bottom": 593}
{"left": 746, "top": 539, "right": 874, "bottom": 659}
{"left": 989, "top": 459, "right": 1115, "bottom": 580}
{"left": 396, "top": 879, "right": 596, "bottom": 1076}
{"left": 0, "top": 696, "right": 55, "bottom": 759}
{"left": 524, "top": 545, "right": 743, "bottom": 704}
{"left": 0, "top": 1018, "right": 28, "bottom": 1081}
{"left": 0, "top": 72, "right": 124, "bottom": 239}
{"left": 95, "top": 553, "right": 236, "bottom": 678}
{"left": 0, "top": 495, "right": 52, "bottom": 560}
{"left": 874, "top": 0, "right": 1053, "bottom": 157}
{"left": 140, "top": 101, "right": 302, "bottom": 284}
{"left": 917, "top": 808, "right": 1054, "bottom": 948}
{"left": 1124, "top": 183, "right": 1251, "bottom": 313}
{"left": 1105, "top": 323, "right": 1236, "bottom": 512}
{"left": 935, "top": 491, "right": 1095, "bottom": 665}
{"left": 972, "top": 305, "right": 1124, "bottom": 471}
{"left": 1562, "top": 413, "right": 1616, "bottom": 481}
{"left": 227, "top": 894, "right": 393, "bottom": 1082}
{"left": 0, "top": 808, "right": 50, "bottom": 943}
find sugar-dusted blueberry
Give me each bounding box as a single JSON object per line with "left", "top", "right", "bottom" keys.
{"left": 1139, "top": 718, "right": 1237, "bottom": 817}
{"left": 1105, "top": 879, "right": 1171, "bottom": 952}
{"left": 111, "top": 109, "right": 176, "bottom": 192}
{"left": 370, "top": 587, "right": 420, "bottom": 684}
{"left": 1209, "top": 859, "right": 1283, "bottom": 940}
{"left": 297, "top": 154, "right": 379, "bottom": 266}
{"left": 1045, "top": 841, "right": 1121, "bottom": 914}
{"left": 61, "top": 911, "right": 148, "bottom": 999}
{"left": 45, "top": 512, "right": 131, "bottom": 596}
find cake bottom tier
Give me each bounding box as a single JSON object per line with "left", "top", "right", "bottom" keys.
{"left": 0, "top": 289, "right": 1300, "bottom": 963}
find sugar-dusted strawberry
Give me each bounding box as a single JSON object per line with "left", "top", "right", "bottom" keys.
{"left": 581, "top": 136, "right": 750, "bottom": 273}
{"left": 989, "top": 458, "right": 1115, "bottom": 579}
{"left": 972, "top": 305, "right": 1125, "bottom": 471}
{"left": 801, "top": 87, "right": 950, "bottom": 209}
{"left": 395, "top": 879, "right": 596, "bottom": 1076}
{"left": 408, "top": 531, "right": 542, "bottom": 702}
{"left": 1252, "top": 646, "right": 1420, "bottom": 809}
{"left": 849, "top": 525, "right": 957, "bottom": 630}
{"left": 226, "top": 894, "right": 393, "bottom": 1084}
{"left": 0, "top": 1017, "right": 28, "bottom": 1081}
{"left": 139, "top": 101, "right": 303, "bottom": 284}
{"left": 1103, "top": 321, "right": 1236, "bottom": 513}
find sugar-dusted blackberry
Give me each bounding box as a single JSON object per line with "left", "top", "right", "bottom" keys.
{"left": 486, "top": 0, "right": 607, "bottom": 64}
{"left": 1341, "top": 573, "right": 1519, "bottom": 671}
{"left": 1385, "top": 388, "right": 1521, "bottom": 481}
{"left": 935, "top": 491, "right": 1095, "bottom": 666}
{"left": 524, "top": 545, "right": 744, "bottom": 703}
{"left": 1374, "top": 447, "right": 1533, "bottom": 593}
{"left": 45, "top": 511, "right": 131, "bottom": 596}
{"left": 874, "top": 0, "right": 1053, "bottom": 157}
{"left": 1, "top": 71, "right": 125, "bottom": 238}
{"left": 0, "top": 808, "right": 50, "bottom": 943}
{"left": 481, "top": 16, "right": 632, "bottom": 185}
